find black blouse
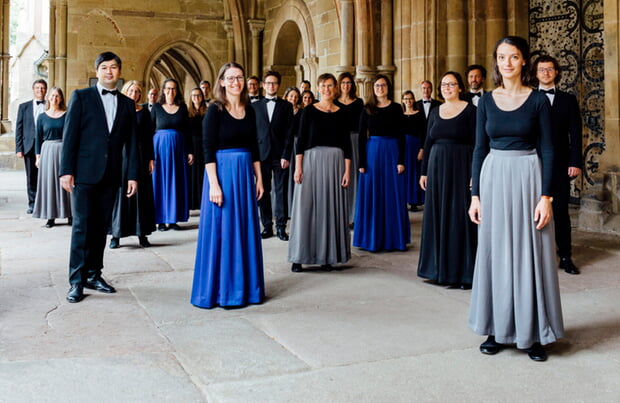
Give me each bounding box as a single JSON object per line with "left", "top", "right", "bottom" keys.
{"left": 35, "top": 113, "right": 65, "bottom": 154}
{"left": 296, "top": 104, "right": 352, "bottom": 160}
{"left": 358, "top": 102, "right": 406, "bottom": 169}
{"left": 335, "top": 98, "right": 364, "bottom": 133}
{"left": 150, "top": 103, "right": 192, "bottom": 154}
{"left": 472, "top": 90, "right": 554, "bottom": 196}
{"left": 202, "top": 104, "right": 260, "bottom": 164}
{"left": 403, "top": 111, "right": 427, "bottom": 144}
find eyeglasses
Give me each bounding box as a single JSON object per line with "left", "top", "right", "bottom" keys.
{"left": 537, "top": 68, "right": 556, "bottom": 73}
{"left": 374, "top": 83, "right": 387, "bottom": 88}
{"left": 341, "top": 81, "right": 353, "bottom": 85}
{"left": 440, "top": 82, "right": 459, "bottom": 88}
{"left": 263, "top": 81, "right": 279, "bottom": 86}
{"left": 224, "top": 76, "right": 244, "bottom": 83}
{"left": 402, "top": 97, "right": 414, "bottom": 101}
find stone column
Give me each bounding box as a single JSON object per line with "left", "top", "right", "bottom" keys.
{"left": 485, "top": 1, "right": 506, "bottom": 71}
{"left": 48, "top": 0, "right": 56, "bottom": 87}
{"left": 355, "top": 65, "right": 377, "bottom": 101}
{"left": 55, "top": 1, "right": 68, "bottom": 91}
{"left": 335, "top": 0, "right": 355, "bottom": 77}
{"left": 248, "top": 19, "right": 265, "bottom": 78}
{"left": 222, "top": 21, "right": 235, "bottom": 63}
{"left": 446, "top": 0, "right": 467, "bottom": 74}
{"left": 377, "top": 0, "right": 396, "bottom": 80}
{"left": 1, "top": 0, "right": 10, "bottom": 124}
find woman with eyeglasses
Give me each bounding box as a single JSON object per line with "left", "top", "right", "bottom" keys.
{"left": 335, "top": 72, "right": 364, "bottom": 226}
{"left": 417, "top": 72, "right": 477, "bottom": 288}
{"left": 151, "top": 78, "right": 194, "bottom": 231}
{"left": 468, "top": 36, "right": 563, "bottom": 362}
{"left": 188, "top": 87, "right": 207, "bottom": 210}
{"left": 289, "top": 73, "right": 352, "bottom": 272}
{"left": 32, "top": 87, "right": 72, "bottom": 228}
{"left": 191, "top": 62, "right": 265, "bottom": 308}
{"left": 353, "top": 75, "right": 409, "bottom": 252}
{"left": 284, "top": 86, "right": 303, "bottom": 210}
{"left": 108, "top": 80, "right": 156, "bottom": 248}
{"left": 401, "top": 90, "right": 426, "bottom": 211}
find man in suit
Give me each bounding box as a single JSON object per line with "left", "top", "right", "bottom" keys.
{"left": 252, "top": 70, "right": 294, "bottom": 240}
{"left": 60, "top": 51, "right": 139, "bottom": 302}
{"left": 15, "top": 79, "right": 47, "bottom": 213}
{"left": 247, "top": 76, "right": 263, "bottom": 103}
{"left": 414, "top": 80, "right": 441, "bottom": 121}
{"left": 462, "top": 64, "right": 487, "bottom": 107}
{"left": 200, "top": 80, "right": 212, "bottom": 104}
{"left": 534, "top": 55, "right": 582, "bottom": 275}
{"left": 141, "top": 88, "right": 158, "bottom": 111}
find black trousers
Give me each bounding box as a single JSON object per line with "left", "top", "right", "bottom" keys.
{"left": 68, "top": 179, "right": 116, "bottom": 286}
{"left": 23, "top": 149, "right": 38, "bottom": 208}
{"left": 552, "top": 175, "right": 572, "bottom": 258}
{"left": 259, "top": 159, "right": 288, "bottom": 230}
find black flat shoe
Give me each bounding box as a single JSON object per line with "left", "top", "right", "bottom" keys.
{"left": 109, "top": 237, "right": 120, "bottom": 249}
{"left": 460, "top": 284, "right": 472, "bottom": 290}
{"left": 68, "top": 217, "right": 73, "bottom": 226}
{"left": 84, "top": 276, "right": 116, "bottom": 293}
{"left": 169, "top": 223, "right": 182, "bottom": 231}
{"left": 66, "top": 284, "right": 84, "bottom": 303}
{"left": 291, "top": 263, "right": 303, "bottom": 272}
{"left": 559, "top": 257, "right": 580, "bottom": 275}
{"left": 408, "top": 204, "right": 419, "bottom": 212}
{"left": 261, "top": 228, "right": 274, "bottom": 239}
{"left": 480, "top": 335, "right": 502, "bottom": 355}
{"left": 45, "top": 219, "right": 55, "bottom": 228}
{"left": 321, "top": 264, "right": 334, "bottom": 272}
{"left": 139, "top": 236, "right": 151, "bottom": 247}
{"left": 157, "top": 224, "right": 168, "bottom": 232}
{"left": 526, "top": 342, "right": 547, "bottom": 362}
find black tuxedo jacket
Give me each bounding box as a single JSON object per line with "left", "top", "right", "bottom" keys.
{"left": 60, "top": 86, "right": 139, "bottom": 186}
{"left": 252, "top": 97, "right": 294, "bottom": 162}
{"left": 248, "top": 94, "right": 264, "bottom": 104}
{"left": 548, "top": 89, "right": 582, "bottom": 169}
{"left": 415, "top": 99, "right": 442, "bottom": 120}
{"left": 15, "top": 100, "right": 36, "bottom": 154}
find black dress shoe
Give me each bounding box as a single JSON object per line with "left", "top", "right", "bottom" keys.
{"left": 84, "top": 277, "right": 116, "bottom": 293}
{"left": 480, "top": 335, "right": 503, "bottom": 355}
{"left": 409, "top": 204, "right": 419, "bottom": 212}
{"left": 291, "top": 263, "right": 303, "bottom": 272}
{"left": 45, "top": 219, "right": 55, "bottom": 228}
{"left": 26, "top": 207, "right": 33, "bottom": 214}
{"left": 66, "top": 284, "right": 84, "bottom": 303}
{"left": 109, "top": 237, "right": 120, "bottom": 249}
{"left": 68, "top": 217, "right": 72, "bottom": 226}
{"left": 261, "top": 228, "right": 274, "bottom": 239}
{"left": 526, "top": 342, "right": 547, "bottom": 361}
{"left": 276, "top": 228, "right": 289, "bottom": 241}
{"left": 169, "top": 223, "right": 182, "bottom": 231}
{"left": 321, "top": 264, "right": 334, "bottom": 272}
{"left": 139, "top": 236, "right": 151, "bottom": 247}
{"left": 559, "top": 257, "right": 580, "bottom": 275}
{"left": 157, "top": 224, "right": 168, "bottom": 231}
{"left": 460, "top": 283, "right": 472, "bottom": 290}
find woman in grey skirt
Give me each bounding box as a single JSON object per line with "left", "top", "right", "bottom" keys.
{"left": 468, "top": 36, "right": 563, "bottom": 362}
{"left": 288, "top": 73, "right": 352, "bottom": 272}
{"left": 33, "top": 87, "right": 71, "bottom": 227}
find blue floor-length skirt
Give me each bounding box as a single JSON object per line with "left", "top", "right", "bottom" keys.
{"left": 353, "top": 137, "right": 410, "bottom": 251}
{"left": 152, "top": 129, "right": 189, "bottom": 224}
{"left": 468, "top": 149, "right": 564, "bottom": 348}
{"left": 404, "top": 135, "right": 425, "bottom": 205}
{"left": 191, "top": 148, "right": 265, "bottom": 308}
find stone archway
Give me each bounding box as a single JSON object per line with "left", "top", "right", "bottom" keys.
{"left": 267, "top": 0, "right": 318, "bottom": 91}
{"left": 143, "top": 41, "right": 215, "bottom": 100}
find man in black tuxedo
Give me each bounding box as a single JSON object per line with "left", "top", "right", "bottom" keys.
{"left": 534, "top": 55, "right": 582, "bottom": 275}
{"left": 252, "top": 70, "right": 294, "bottom": 240}
{"left": 60, "top": 52, "right": 139, "bottom": 302}
{"left": 141, "top": 88, "right": 158, "bottom": 111}
{"left": 247, "top": 76, "right": 263, "bottom": 103}
{"left": 200, "top": 80, "right": 212, "bottom": 104}
{"left": 414, "top": 80, "right": 441, "bottom": 121}
{"left": 462, "top": 64, "right": 486, "bottom": 107}
{"left": 15, "top": 79, "right": 47, "bottom": 213}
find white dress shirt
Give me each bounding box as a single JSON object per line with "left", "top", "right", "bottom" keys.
{"left": 539, "top": 86, "right": 556, "bottom": 106}
{"left": 33, "top": 99, "right": 46, "bottom": 129}
{"left": 97, "top": 83, "right": 118, "bottom": 132}
{"left": 265, "top": 96, "right": 277, "bottom": 122}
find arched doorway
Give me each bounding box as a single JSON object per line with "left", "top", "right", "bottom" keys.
{"left": 271, "top": 21, "right": 303, "bottom": 91}
{"left": 144, "top": 41, "right": 215, "bottom": 100}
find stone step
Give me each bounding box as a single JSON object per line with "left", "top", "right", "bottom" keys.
{"left": 0, "top": 151, "right": 18, "bottom": 170}
{"left": 0, "top": 133, "right": 15, "bottom": 152}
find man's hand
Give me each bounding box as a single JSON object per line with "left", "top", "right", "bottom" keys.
{"left": 60, "top": 175, "right": 75, "bottom": 193}
{"left": 281, "top": 159, "right": 290, "bottom": 169}
{"left": 126, "top": 180, "right": 138, "bottom": 198}
{"left": 16, "top": 152, "right": 24, "bottom": 158}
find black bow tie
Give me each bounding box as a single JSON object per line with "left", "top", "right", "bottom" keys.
{"left": 472, "top": 92, "right": 482, "bottom": 98}
{"left": 266, "top": 98, "right": 277, "bottom": 103}
{"left": 250, "top": 96, "right": 260, "bottom": 100}
{"left": 423, "top": 100, "right": 431, "bottom": 104}
{"left": 102, "top": 89, "right": 118, "bottom": 96}
{"left": 540, "top": 88, "right": 555, "bottom": 95}
{"left": 36, "top": 100, "right": 45, "bottom": 105}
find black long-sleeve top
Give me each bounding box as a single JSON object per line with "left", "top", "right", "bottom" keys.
{"left": 189, "top": 114, "right": 203, "bottom": 138}
{"left": 35, "top": 113, "right": 65, "bottom": 154}
{"left": 335, "top": 98, "right": 364, "bottom": 133}
{"left": 358, "top": 102, "right": 406, "bottom": 169}
{"left": 136, "top": 108, "right": 155, "bottom": 163}
{"left": 150, "top": 103, "right": 192, "bottom": 155}
{"left": 296, "top": 105, "right": 352, "bottom": 159}
{"left": 403, "top": 111, "right": 427, "bottom": 145}
{"left": 421, "top": 103, "right": 476, "bottom": 175}
{"left": 202, "top": 104, "right": 260, "bottom": 164}
{"left": 472, "top": 90, "right": 554, "bottom": 196}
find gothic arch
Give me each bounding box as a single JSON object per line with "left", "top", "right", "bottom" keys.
{"left": 267, "top": 0, "right": 318, "bottom": 88}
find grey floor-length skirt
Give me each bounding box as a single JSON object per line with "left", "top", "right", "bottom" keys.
{"left": 288, "top": 146, "right": 351, "bottom": 265}
{"left": 468, "top": 149, "right": 564, "bottom": 348}
{"left": 32, "top": 140, "right": 72, "bottom": 220}
{"left": 347, "top": 131, "right": 360, "bottom": 225}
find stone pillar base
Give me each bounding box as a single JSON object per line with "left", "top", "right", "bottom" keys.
{"left": 579, "top": 173, "right": 620, "bottom": 235}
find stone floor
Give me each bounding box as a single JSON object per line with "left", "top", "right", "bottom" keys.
{"left": 1, "top": 168, "right": 619, "bottom": 403}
